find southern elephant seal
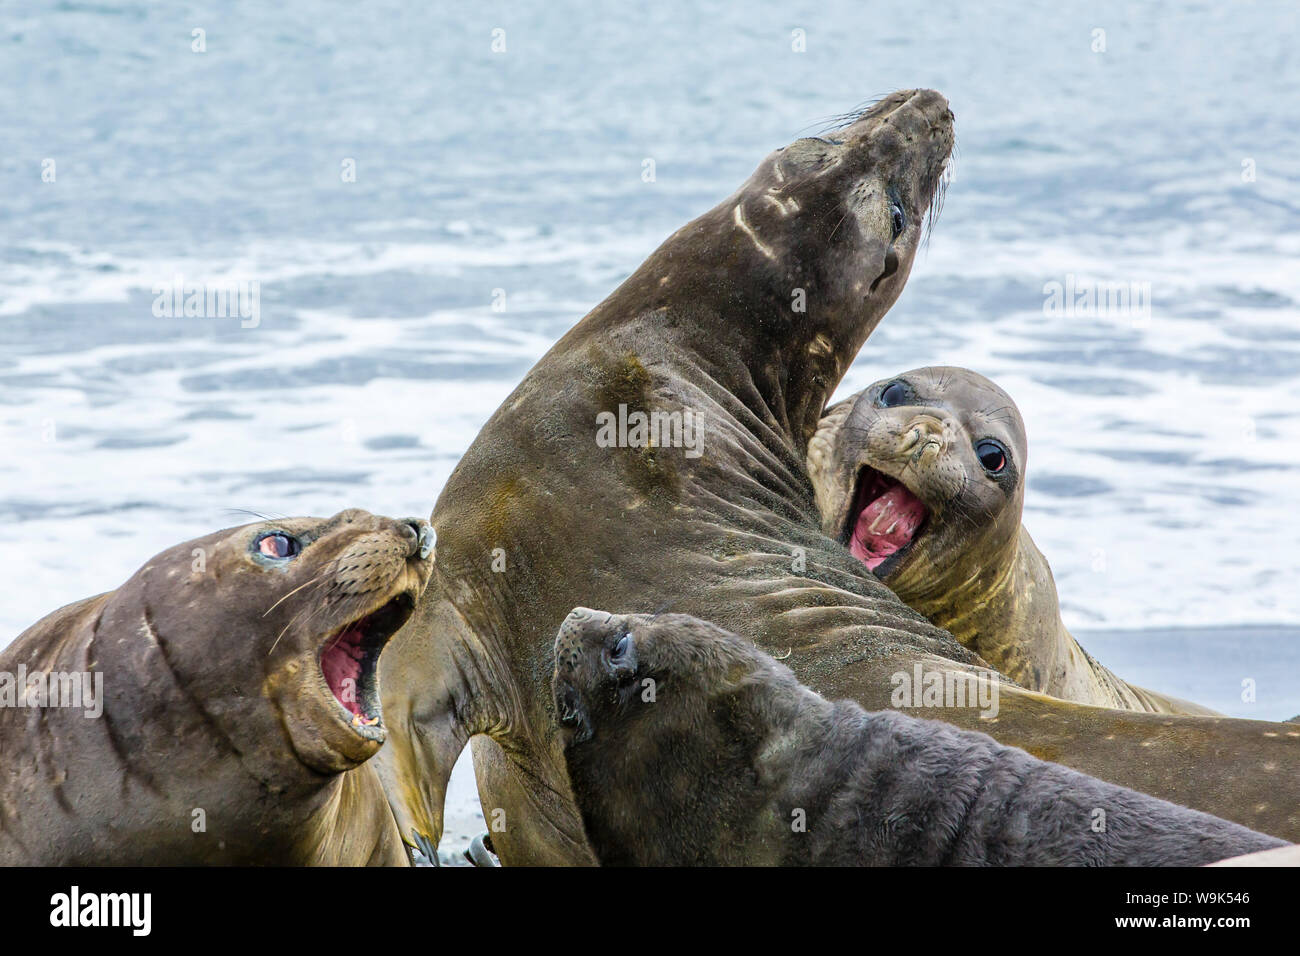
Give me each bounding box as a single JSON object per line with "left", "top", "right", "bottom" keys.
{"left": 0, "top": 509, "right": 434, "bottom": 865}
{"left": 376, "top": 89, "right": 1299, "bottom": 864}
{"left": 807, "top": 366, "right": 1214, "bottom": 715}
{"left": 551, "top": 608, "right": 1285, "bottom": 865}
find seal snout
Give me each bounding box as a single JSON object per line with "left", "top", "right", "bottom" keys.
{"left": 846, "top": 88, "right": 950, "bottom": 131}
{"left": 554, "top": 608, "right": 617, "bottom": 676}
{"left": 396, "top": 517, "right": 436, "bottom": 561}
{"left": 898, "top": 413, "right": 950, "bottom": 463}
{"left": 844, "top": 88, "right": 954, "bottom": 161}
{"left": 564, "top": 606, "right": 611, "bottom": 625}
{"left": 249, "top": 510, "right": 442, "bottom": 776}
{"left": 291, "top": 512, "right": 438, "bottom": 767}
{"left": 553, "top": 608, "right": 629, "bottom": 745}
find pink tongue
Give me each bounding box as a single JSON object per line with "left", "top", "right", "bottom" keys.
{"left": 849, "top": 483, "right": 927, "bottom": 571}
{"left": 321, "top": 625, "right": 366, "bottom": 716}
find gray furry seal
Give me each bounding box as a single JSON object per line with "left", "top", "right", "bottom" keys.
{"left": 0, "top": 509, "right": 434, "bottom": 865}
{"left": 552, "top": 608, "right": 1286, "bottom": 866}
{"left": 807, "top": 366, "right": 1213, "bottom": 715}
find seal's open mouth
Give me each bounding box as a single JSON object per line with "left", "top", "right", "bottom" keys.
{"left": 555, "top": 682, "right": 594, "bottom": 745}
{"left": 319, "top": 592, "right": 414, "bottom": 737}
{"left": 844, "top": 466, "right": 928, "bottom": 574}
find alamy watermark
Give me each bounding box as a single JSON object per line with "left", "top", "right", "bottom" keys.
{"left": 889, "top": 663, "right": 1000, "bottom": 719}
{"left": 152, "top": 274, "right": 261, "bottom": 328}
{"left": 1042, "top": 273, "right": 1150, "bottom": 322}
{"left": 0, "top": 666, "right": 103, "bottom": 718}
{"left": 595, "top": 403, "right": 704, "bottom": 459}
{"left": 50, "top": 886, "right": 150, "bottom": 936}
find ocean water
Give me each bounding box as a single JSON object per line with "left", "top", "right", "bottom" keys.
{"left": 3, "top": 0, "right": 1298, "bottom": 748}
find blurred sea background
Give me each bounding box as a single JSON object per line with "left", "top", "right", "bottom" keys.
{"left": 2, "top": 2, "right": 1298, "bottom": 856}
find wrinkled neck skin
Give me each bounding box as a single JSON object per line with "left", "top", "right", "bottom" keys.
{"left": 901, "top": 526, "right": 1062, "bottom": 693}
{"left": 898, "top": 523, "right": 1102, "bottom": 702}
{"left": 900, "top": 527, "right": 1214, "bottom": 714}
{"left": 623, "top": 210, "right": 903, "bottom": 453}
{"left": 0, "top": 591, "right": 404, "bottom": 866}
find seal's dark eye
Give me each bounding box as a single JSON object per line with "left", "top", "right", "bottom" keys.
{"left": 611, "top": 633, "right": 631, "bottom": 660}
{"left": 975, "top": 439, "right": 1007, "bottom": 475}
{"left": 890, "top": 203, "right": 905, "bottom": 240}
{"left": 879, "top": 381, "right": 909, "bottom": 407}
{"left": 256, "top": 532, "right": 300, "bottom": 559}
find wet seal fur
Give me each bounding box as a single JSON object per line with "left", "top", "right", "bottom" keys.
{"left": 808, "top": 366, "right": 1213, "bottom": 715}
{"left": 0, "top": 509, "right": 433, "bottom": 865}
{"left": 377, "top": 90, "right": 1299, "bottom": 863}
{"left": 553, "top": 608, "right": 1286, "bottom": 866}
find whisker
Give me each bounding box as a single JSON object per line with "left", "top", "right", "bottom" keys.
{"left": 223, "top": 508, "right": 287, "bottom": 522}
{"left": 817, "top": 94, "right": 891, "bottom": 134}
{"left": 827, "top": 210, "right": 850, "bottom": 241}
{"left": 261, "top": 563, "right": 339, "bottom": 618}
{"left": 267, "top": 573, "right": 340, "bottom": 655}
{"left": 651, "top": 599, "right": 676, "bottom": 618}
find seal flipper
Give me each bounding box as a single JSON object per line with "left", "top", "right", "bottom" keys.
{"left": 408, "top": 829, "right": 440, "bottom": 867}
{"left": 373, "top": 594, "right": 476, "bottom": 866}
{"left": 464, "top": 832, "right": 500, "bottom": 867}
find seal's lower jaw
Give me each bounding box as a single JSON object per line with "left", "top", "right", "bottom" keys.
{"left": 551, "top": 611, "right": 609, "bottom": 746}
{"left": 843, "top": 466, "right": 928, "bottom": 577}
{"left": 279, "top": 589, "right": 419, "bottom": 776}
{"left": 319, "top": 591, "right": 416, "bottom": 744}
{"left": 554, "top": 681, "right": 595, "bottom": 746}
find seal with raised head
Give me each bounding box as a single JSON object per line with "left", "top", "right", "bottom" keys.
{"left": 377, "top": 89, "right": 1299, "bottom": 864}
{"left": 807, "top": 366, "right": 1214, "bottom": 715}
{"left": 0, "top": 509, "right": 434, "bottom": 865}
{"left": 552, "top": 608, "right": 1285, "bottom": 866}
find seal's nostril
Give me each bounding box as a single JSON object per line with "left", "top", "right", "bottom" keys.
{"left": 870, "top": 250, "right": 899, "bottom": 293}
{"left": 566, "top": 607, "right": 596, "bottom": 626}
{"left": 399, "top": 518, "right": 434, "bottom": 560}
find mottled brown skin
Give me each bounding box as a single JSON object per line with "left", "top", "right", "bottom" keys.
{"left": 376, "top": 89, "right": 1299, "bottom": 863}
{"left": 0, "top": 510, "right": 432, "bottom": 865}
{"left": 807, "top": 366, "right": 1215, "bottom": 715}
{"left": 553, "top": 609, "right": 1285, "bottom": 866}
